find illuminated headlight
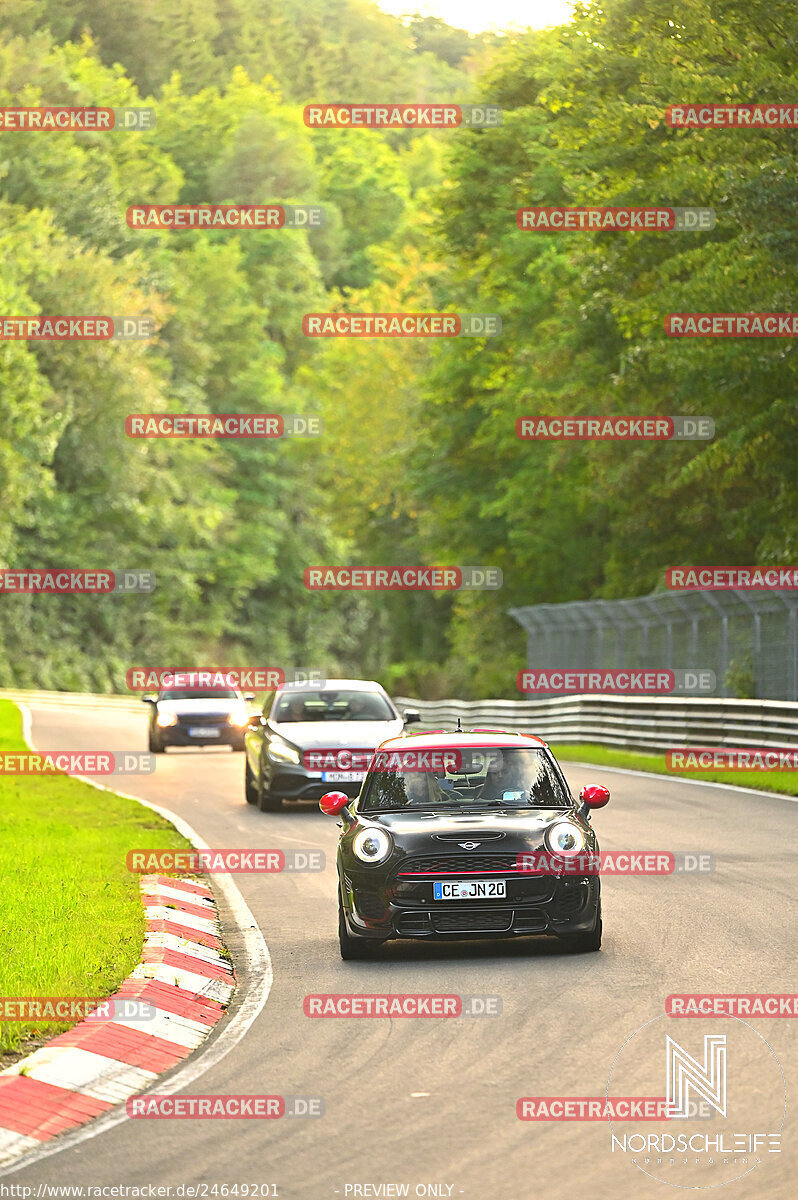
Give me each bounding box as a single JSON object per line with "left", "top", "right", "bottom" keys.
{"left": 156, "top": 709, "right": 178, "bottom": 728}
{"left": 267, "top": 737, "right": 301, "bottom": 765}
{"left": 353, "top": 828, "right": 392, "bottom": 865}
{"left": 545, "top": 820, "right": 586, "bottom": 856}
{"left": 227, "top": 707, "right": 249, "bottom": 727}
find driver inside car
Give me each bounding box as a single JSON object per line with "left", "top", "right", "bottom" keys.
{"left": 280, "top": 695, "right": 306, "bottom": 722}
{"left": 347, "top": 693, "right": 382, "bottom": 720}
{"left": 398, "top": 771, "right": 461, "bottom": 806}
{"left": 484, "top": 755, "right": 532, "bottom": 802}
{"left": 485, "top": 753, "right": 564, "bottom": 805}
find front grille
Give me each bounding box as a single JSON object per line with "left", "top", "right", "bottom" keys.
{"left": 398, "top": 854, "right": 520, "bottom": 876}
{"left": 434, "top": 831, "right": 505, "bottom": 842}
{"left": 396, "top": 912, "right": 431, "bottom": 935}
{"left": 393, "top": 907, "right": 550, "bottom": 936}
{"left": 432, "top": 909, "right": 514, "bottom": 934}
{"left": 176, "top": 714, "right": 229, "bottom": 726}
{"left": 513, "top": 908, "right": 548, "bottom": 932}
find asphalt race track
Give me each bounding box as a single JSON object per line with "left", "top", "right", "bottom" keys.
{"left": 7, "top": 697, "right": 798, "bottom": 1199}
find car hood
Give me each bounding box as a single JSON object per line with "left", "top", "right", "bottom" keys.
{"left": 268, "top": 719, "right": 404, "bottom": 751}
{"left": 342, "top": 806, "right": 596, "bottom": 863}
{"left": 371, "top": 807, "right": 573, "bottom": 840}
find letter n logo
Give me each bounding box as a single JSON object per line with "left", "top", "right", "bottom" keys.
{"left": 666, "top": 1034, "right": 726, "bottom": 1118}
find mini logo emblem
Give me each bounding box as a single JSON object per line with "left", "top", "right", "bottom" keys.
{"left": 459, "top": 841, "right": 481, "bottom": 849}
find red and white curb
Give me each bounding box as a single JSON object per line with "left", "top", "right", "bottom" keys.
{"left": 0, "top": 874, "right": 234, "bottom": 1165}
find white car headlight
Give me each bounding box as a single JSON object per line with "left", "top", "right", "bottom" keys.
{"left": 227, "top": 706, "right": 249, "bottom": 727}
{"left": 156, "top": 709, "right": 178, "bottom": 728}
{"left": 268, "top": 737, "right": 301, "bottom": 765}
{"left": 353, "top": 828, "right": 392, "bottom": 865}
{"left": 545, "top": 820, "right": 586, "bottom": 856}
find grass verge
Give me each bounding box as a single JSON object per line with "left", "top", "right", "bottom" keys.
{"left": 0, "top": 700, "right": 193, "bottom": 1053}
{"left": 551, "top": 742, "right": 798, "bottom": 797}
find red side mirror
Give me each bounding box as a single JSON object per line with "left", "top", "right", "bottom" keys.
{"left": 320, "top": 790, "right": 350, "bottom": 816}
{"left": 579, "top": 784, "right": 610, "bottom": 809}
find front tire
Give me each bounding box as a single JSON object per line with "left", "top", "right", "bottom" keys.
{"left": 148, "top": 727, "right": 164, "bottom": 754}
{"left": 245, "top": 760, "right": 259, "bottom": 805}
{"left": 338, "top": 892, "right": 380, "bottom": 960}
{"left": 258, "top": 771, "right": 283, "bottom": 812}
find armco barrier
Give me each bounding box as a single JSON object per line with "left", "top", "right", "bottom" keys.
{"left": 3, "top": 690, "right": 796, "bottom": 756}
{"left": 394, "top": 696, "right": 798, "bottom": 754}
{"left": 0, "top": 689, "right": 143, "bottom": 713}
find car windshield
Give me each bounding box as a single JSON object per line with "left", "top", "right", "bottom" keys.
{"left": 159, "top": 688, "right": 239, "bottom": 701}
{"left": 273, "top": 690, "right": 393, "bottom": 722}
{"left": 359, "top": 747, "right": 571, "bottom": 811}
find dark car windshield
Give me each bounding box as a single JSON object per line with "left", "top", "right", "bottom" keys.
{"left": 159, "top": 688, "right": 239, "bottom": 701}
{"left": 359, "top": 747, "right": 571, "bottom": 811}
{"left": 273, "top": 690, "right": 394, "bottom": 722}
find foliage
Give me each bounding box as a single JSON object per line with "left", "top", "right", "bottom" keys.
{"left": 0, "top": 0, "right": 795, "bottom": 698}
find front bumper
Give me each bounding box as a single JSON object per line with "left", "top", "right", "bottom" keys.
{"left": 341, "top": 867, "right": 601, "bottom": 940}
{"left": 160, "top": 723, "right": 245, "bottom": 748}
{"left": 267, "top": 763, "right": 365, "bottom": 802}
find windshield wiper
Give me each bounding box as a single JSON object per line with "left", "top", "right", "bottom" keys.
{"left": 363, "top": 805, "right": 438, "bottom": 813}
{"left": 448, "top": 799, "right": 517, "bottom": 807}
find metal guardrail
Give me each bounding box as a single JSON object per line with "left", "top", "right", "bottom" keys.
{"left": 3, "top": 690, "right": 796, "bottom": 754}
{"left": 395, "top": 695, "right": 798, "bottom": 753}
{"left": 0, "top": 689, "right": 144, "bottom": 712}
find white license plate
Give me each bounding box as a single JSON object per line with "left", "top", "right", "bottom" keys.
{"left": 322, "top": 771, "right": 365, "bottom": 782}
{"left": 188, "top": 726, "right": 221, "bottom": 737}
{"left": 434, "top": 879, "right": 507, "bottom": 900}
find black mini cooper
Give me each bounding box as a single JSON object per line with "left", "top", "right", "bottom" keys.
{"left": 319, "top": 730, "right": 610, "bottom": 959}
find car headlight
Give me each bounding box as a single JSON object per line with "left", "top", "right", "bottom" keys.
{"left": 156, "top": 709, "right": 178, "bottom": 728}
{"left": 227, "top": 707, "right": 249, "bottom": 727}
{"left": 352, "top": 828, "right": 392, "bottom": 865}
{"left": 545, "top": 820, "right": 586, "bottom": 856}
{"left": 267, "top": 737, "right": 301, "bottom": 765}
